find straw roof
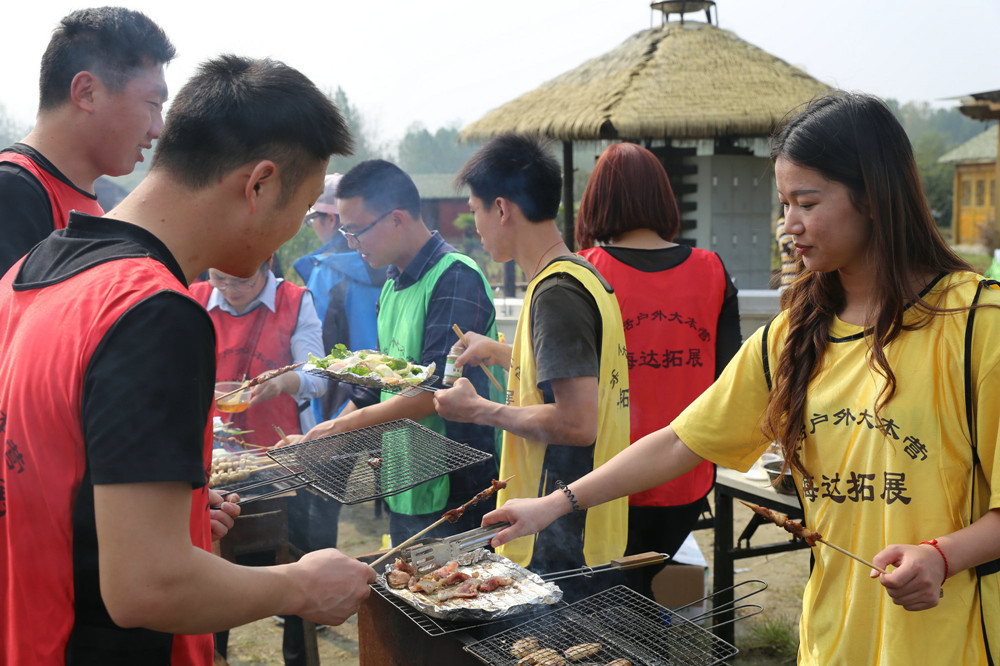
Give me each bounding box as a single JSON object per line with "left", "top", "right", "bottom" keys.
{"left": 460, "top": 21, "right": 831, "bottom": 142}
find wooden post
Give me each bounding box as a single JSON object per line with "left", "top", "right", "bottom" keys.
{"left": 562, "top": 140, "right": 575, "bottom": 250}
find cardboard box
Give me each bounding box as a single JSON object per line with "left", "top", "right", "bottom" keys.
{"left": 651, "top": 534, "right": 709, "bottom": 623}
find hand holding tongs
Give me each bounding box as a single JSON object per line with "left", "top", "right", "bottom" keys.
{"left": 402, "top": 522, "right": 512, "bottom": 575}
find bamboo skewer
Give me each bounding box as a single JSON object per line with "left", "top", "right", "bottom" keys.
{"left": 817, "top": 538, "right": 888, "bottom": 575}
{"left": 370, "top": 475, "right": 515, "bottom": 569}
{"left": 737, "top": 499, "right": 887, "bottom": 574}
{"left": 450, "top": 323, "right": 504, "bottom": 392}
{"left": 215, "top": 362, "right": 306, "bottom": 401}
{"left": 370, "top": 515, "right": 451, "bottom": 569}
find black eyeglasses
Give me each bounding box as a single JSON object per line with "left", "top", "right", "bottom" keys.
{"left": 338, "top": 210, "right": 393, "bottom": 242}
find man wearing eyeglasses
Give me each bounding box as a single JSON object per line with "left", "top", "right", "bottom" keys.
{"left": 293, "top": 174, "right": 386, "bottom": 424}
{"left": 293, "top": 159, "right": 503, "bottom": 546}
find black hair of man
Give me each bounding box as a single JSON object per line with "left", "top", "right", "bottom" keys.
{"left": 335, "top": 159, "right": 422, "bottom": 219}
{"left": 38, "top": 6, "right": 176, "bottom": 111}
{"left": 151, "top": 55, "right": 353, "bottom": 206}
{"left": 455, "top": 133, "right": 562, "bottom": 222}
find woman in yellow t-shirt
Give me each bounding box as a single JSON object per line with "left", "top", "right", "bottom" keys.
{"left": 482, "top": 92, "right": 1000, "bottom": 666}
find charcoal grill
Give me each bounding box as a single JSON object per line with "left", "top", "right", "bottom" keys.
{"left": 464, "top": 585, "right": 741, "bottom": 666}
{"left": 214, "top": 419, "right": 493, "bottom": 505}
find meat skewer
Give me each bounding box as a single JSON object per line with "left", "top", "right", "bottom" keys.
{"left": 370, "top": 476, "right": 513, "bottom": 569}
{"left": 215, "top": 362, "right": 306, "bottom": 401}
{"left": 738, "top": 499, "right": 887, "bottom": 574}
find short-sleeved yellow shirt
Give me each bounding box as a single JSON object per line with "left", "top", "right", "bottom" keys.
{"left": 673, "top": 272, "right": 1000, "bottom": 665}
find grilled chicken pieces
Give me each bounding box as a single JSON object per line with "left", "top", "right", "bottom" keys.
{"left": 740, "top": 500, "right": 821, "bottom": 546}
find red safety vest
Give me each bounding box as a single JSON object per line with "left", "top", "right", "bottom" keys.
{"left": 191, "top": 280, "right": 305, "bottom": 446}
{"left": 580, "top": 246, "right": 725, "bottom": 506}
{"left": 0, "top": 256, "right": 213, "bottom": 665}
{"left": 0, "top": 151, "right": 103, "bottom": 229}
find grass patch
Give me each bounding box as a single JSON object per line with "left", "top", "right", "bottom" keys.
{"left": 739, "top": 613, "right": 799, "bottom": 664}
{"left": 957, "top": 251, "right": 992, "bottom": 275}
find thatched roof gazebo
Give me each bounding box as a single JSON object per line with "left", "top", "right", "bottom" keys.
{"left": 460, "top": 1, "right": 831, "bottom": 288}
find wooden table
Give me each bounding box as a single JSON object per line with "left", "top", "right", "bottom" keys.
{"left": 710, "top": 467, "right": 808, "bottom": 647}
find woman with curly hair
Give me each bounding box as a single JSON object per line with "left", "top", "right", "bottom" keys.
{"left": 484, "top": 92, "right": 1000, "bottom": 665}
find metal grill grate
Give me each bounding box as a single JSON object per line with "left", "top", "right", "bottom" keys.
{"left": 265, "top": 419, "right": 492, "bottom": 504}
{"left": 464, "top": 585, "right": 738, "bottom": 666}
{"left": 368, "top": 581, "right": 556, "bottom": 637}
{"left": 306, "top": 368, "right": 441, "bottom": 396}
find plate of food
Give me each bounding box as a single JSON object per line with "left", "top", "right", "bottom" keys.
{"left": 305, "top": 344, "right": 436, "bottom": 391}
{"left": 379, "top": 551, "right": 562, "bottom": 621}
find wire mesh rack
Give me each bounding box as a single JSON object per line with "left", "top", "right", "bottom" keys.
{"left": 463, "top": 585, "right": 739, "bottom": 666}
{"left": 215, "top": 419, "right": 493, "bottom": 505}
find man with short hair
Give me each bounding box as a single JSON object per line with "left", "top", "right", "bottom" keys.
{"left": 298, "top": 159, "right": 502, "bottom": 545}
{"left": 0, "top": 55, "right": 375, "bottom": 665}
{"left": 294, "top": 173, "right": 386, "bottom": 422}
{"left": 434, "top": 134, "right": 631, "bottom": 603}
{"left": 0, "top": 7, "right": 175, "bottom": 275}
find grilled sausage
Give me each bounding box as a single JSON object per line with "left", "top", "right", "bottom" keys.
{"left": 604, "top": 660, "right": 632, "bottom": 666}
{"left": 564, "top": 643, "right": 601, "bottom": 661}
{"left": 511, "top": 636, "right": 541, "bottom": 658}
{"left": 517, "top": 647, "right": 562, "bottom": 666}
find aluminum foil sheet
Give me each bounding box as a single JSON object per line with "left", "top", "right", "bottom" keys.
{"left": 378, "top": 551, "right": 563, "bottom": 621}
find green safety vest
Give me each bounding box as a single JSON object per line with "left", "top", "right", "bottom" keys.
{"left": 377, "top": 251, "right": 500, "bottom": 515}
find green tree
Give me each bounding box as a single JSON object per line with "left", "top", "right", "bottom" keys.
{"left": 327, "top": 87, "right": 388, "bottom": 174}
{"left": 888, "top": 99, "right": 994, "bottom": 229}
{"left": 0, "top": 103, "right": 30, "bottom": 148}
{"left": 397, "top": 122, "right": 480, "bottom": 174}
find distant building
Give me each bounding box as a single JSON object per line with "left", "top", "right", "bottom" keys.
{"left": 951, "top": 90, "right": 1000, "bottom": 248}
{"left": 411, "top": 173, "right": 467, "bottom": 245}
{"left": 939, "top": 125, "right": 996, "bottom": 247}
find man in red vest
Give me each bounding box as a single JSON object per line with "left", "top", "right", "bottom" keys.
{"left": 0, "top": 55, "right": 375, "bottom": 665}
{"left": 0, "top": 7, "right": 174, "bottom": 275}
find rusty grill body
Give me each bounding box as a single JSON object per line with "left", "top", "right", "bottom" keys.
{"left": 464, "top": 585, "right": 738, "bottom": 666}
{"left": 220, "top": 419, "right": 493, "bottom": 504}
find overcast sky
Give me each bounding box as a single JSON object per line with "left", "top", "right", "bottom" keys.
{"left": 2, "top": 0, "right": 999, "bottom": 144}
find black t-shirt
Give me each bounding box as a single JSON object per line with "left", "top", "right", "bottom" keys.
{"left": 0, "top": 143, "right": 97, "bottom": 276}
{"left": 15, "top": 213, "right": 215, "bottom": 661}
{"left": 529, "top": 260, "right": 602, "bottom": 402}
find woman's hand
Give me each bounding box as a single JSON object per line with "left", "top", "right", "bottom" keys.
{"left": 482, "top": 492, "right": 572, "bottom": 548}
{"left": 872, "top": 542, "right": 946, "bottom": 611}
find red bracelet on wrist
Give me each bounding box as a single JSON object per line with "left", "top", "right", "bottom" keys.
{"left": 920, "top": 539, "right": 949, "bottom": 585}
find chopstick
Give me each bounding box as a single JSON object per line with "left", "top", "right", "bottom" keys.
{"left": 272, "top": 425, "right": 293, "bottom": 447}
{"left": 450, "top": 324, "right": 504, "bottom": 392}
{"left": 215, "top": 362, "right": 306, "bottom": 401}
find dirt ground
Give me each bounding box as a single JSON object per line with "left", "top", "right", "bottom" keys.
{"left": 222, "top": 495, "right": 811, "bottom": 666}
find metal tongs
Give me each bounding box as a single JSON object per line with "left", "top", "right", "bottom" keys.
{"left": 403, "top": 522, "right": 511, "bottom": 575}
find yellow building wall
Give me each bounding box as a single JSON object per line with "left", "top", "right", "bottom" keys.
{"left": 954, "top": 163, "right": 996, "bottom": 246}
